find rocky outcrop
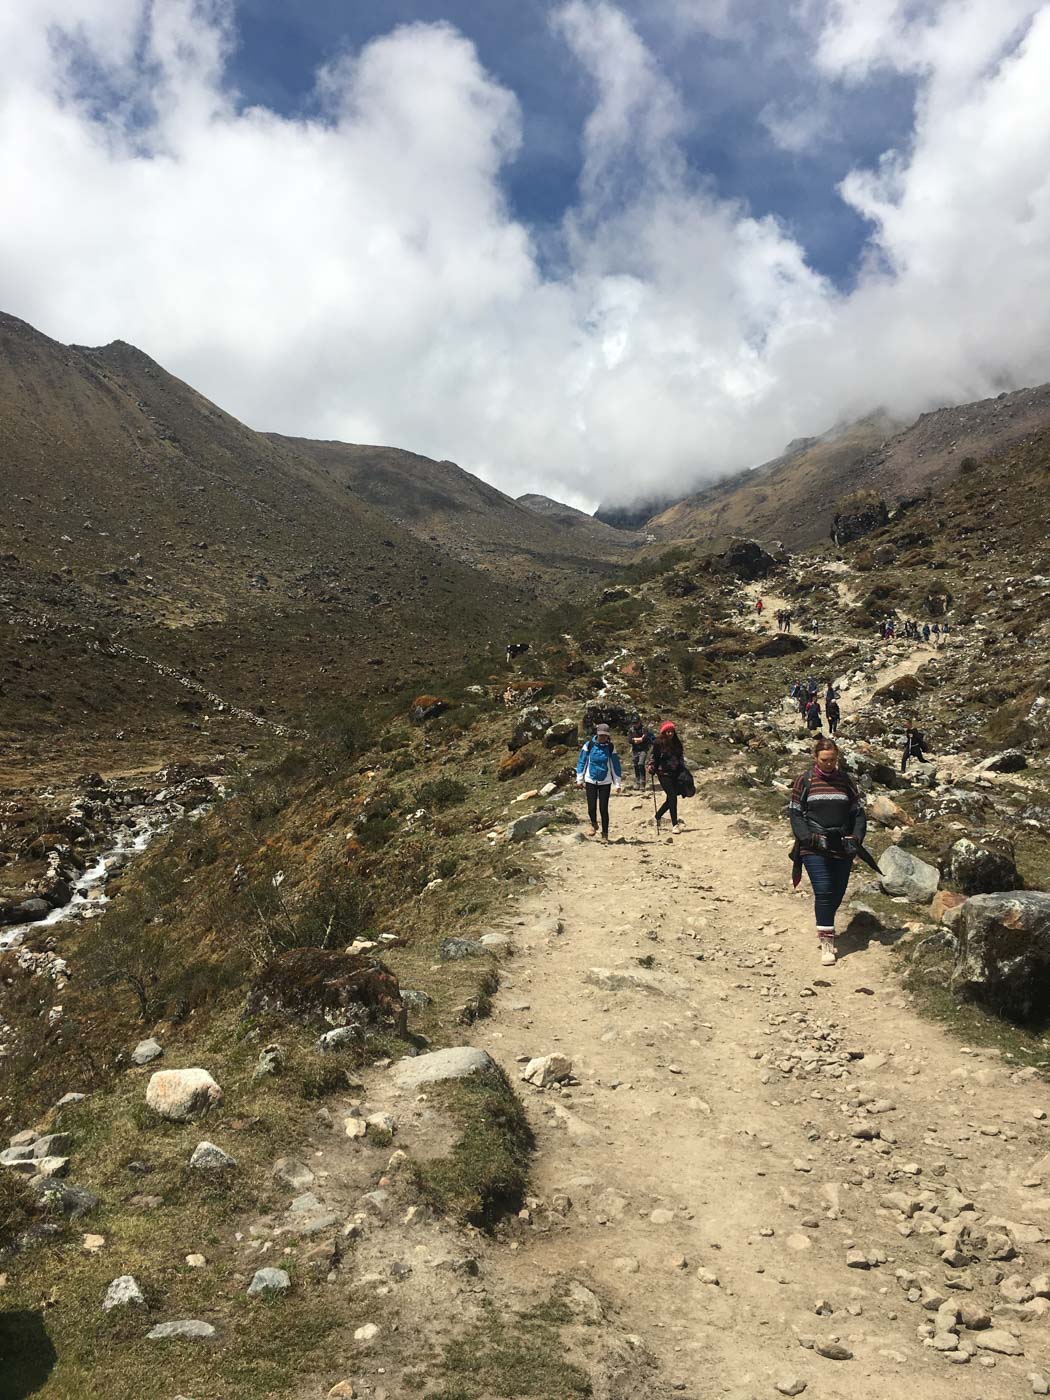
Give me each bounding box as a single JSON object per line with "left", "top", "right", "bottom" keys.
{"left": 508, "top": 707, "right": 552, "bottom": 752}
{"left": 245, "top": 949, "right": 405, "bottom": 1036}
{"left": 978, "top": 749, "right": 1028, "bottom": 773}
{"left": 830, "top": 493, "right": 889, "bottom": 545}
{"left": 718, "top": 539, "right": 777, "bottom": 581}
{"left": 951, "top": 892, "right": 1050, "bottom": 1022}
{"left": 942, "top": 836, "right": 1021, "bottom": 896}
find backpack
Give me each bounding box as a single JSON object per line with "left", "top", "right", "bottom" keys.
{"left": 582, "top": 738, "right": 611, "bottom": 783}
{"left": 676, "top": 766, "right": 696, "bottom": 798}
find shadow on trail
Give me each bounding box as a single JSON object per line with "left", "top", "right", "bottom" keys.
{"left": 0, "top": 1309, "right": 58, "bottom": 1396}
{"left": 835, "top": 917, "right": 908, "bottom": 961}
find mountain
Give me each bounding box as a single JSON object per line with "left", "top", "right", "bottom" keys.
{"left": 270, "top": 437, "right": 643, "bottom": 585}
{"left": 516, "top": 493, "right": 646, "bottom": 548}
{"left": 646, "top": 385, "right": 1050, "bottom": 549}
{"left": 0, "top": 313, "right": 532, "bottom": 771}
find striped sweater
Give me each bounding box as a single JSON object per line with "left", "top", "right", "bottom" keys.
{"left": 789, "top": 764, "right": 866, "bottom": 855}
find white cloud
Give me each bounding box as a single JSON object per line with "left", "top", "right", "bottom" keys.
{"left": 0, "top": 0, "right": 1049, "bottom": 510}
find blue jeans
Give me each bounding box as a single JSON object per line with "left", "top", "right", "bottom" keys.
{"left": 801, "top": 853, "right": 854, "bottom": 930}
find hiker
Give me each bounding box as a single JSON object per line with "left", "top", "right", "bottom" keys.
{"left": 805, "top": 697, "right": 823, "bottom": 732}
{"left": 824, "top": 680, "right": 837, "bottom": 708}
{"left": 922, "top": 622, "right": 931, "bottom": 642}
{"left": 826, "top": 696, "right": 841, "bottom": 736}
{"left": 756, "top": 597, "right": 764, "bottom": 615}
{"left": 627, "top": 717, "right": 655, "bottom": 791}
{"left": 649, "top": 721, "right": 686, "bottom": 835}
{"left": 788, "top": 736, "right": 867, "bottom": 966}
{"left": 900, "top": 721, "right": 931, "bottom": 773}
{"left": 784, "top": 611, "right": 792, "bottom": 632}
{"left": 575, "top": 724, "right": 623, "bottom": 841}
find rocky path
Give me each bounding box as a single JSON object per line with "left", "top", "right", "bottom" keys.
{"left": 478, "top": 792, "right": 1050, "bottom": 1398}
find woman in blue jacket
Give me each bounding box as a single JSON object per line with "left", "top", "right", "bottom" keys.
{"left": 575, "top": 724, "right": 623, "bottom": 841}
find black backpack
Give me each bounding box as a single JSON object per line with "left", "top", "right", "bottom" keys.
{"left": 676, "top": 766, "right": 696, "bottom": 798}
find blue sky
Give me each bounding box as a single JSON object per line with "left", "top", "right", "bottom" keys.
{"left": 3, "top": 0, "right": 1049, "bottom": 507}
{"left": 229, "top": 0, "right": 916, "bottom": 287}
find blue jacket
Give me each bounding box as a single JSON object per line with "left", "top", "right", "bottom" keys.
{"left": 576, "top": 737, "right": 623, "bottom": 786}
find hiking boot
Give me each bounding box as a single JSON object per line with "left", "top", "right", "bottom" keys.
{"left": 600, "top": 832, "right": 609, "bottom": 843}
{"left": 820, "top": 941, "right": 837, "bottom": 967}
{"left": 587, "top": 825, "right": 599, "bottom": 839}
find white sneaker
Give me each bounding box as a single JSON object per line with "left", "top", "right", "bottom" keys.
{"left": 820, "top": 942, "right": 837, "bottom": 967}
{"left": 671, "top": 823, "right": 681, "bottom": 835}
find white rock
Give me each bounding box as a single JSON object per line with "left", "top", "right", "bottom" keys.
{"left": 145, "top": 1068, "right": 223, "bottom": 1122}
{"left": 272, "top": 1157, "right": 314, "bottom": 1191}
{"left": 103, "top": 1275, "right": 145, "bottom": 1311}
{"left": 390, "top": 1047, "right": 495, "bottom": 1090}
{"left": 147, "top": 1320, "right": 217, "bottom": 1341}
{"left": 354, "top": 1322, "right": 380, "bottom": 1342}
{"left": 775, "top": 1378, "right": 807, "bottom": 1397}
{"left": 521, "top": 1054, "right": 573, "bottom": 1087}
{"left": 365, "top": 1113, "right": 397, "bottom": 1136}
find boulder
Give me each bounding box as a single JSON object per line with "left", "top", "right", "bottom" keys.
{"left": 498, "top": 748, "right": 537, "bottom": 782}
{"left": 870, "top": 794, "right": 911, "bottom": 827}
{"left": 145, "top": 1068, "right": 223, "bottom": 1122}
{"left": 545, "top": 720, "right": 579, "bottom": 748}
{"left": 438, "top": 938, "right": 487, "bottom": 961}
{"left": 951, "top": 892, "right": 1050, "bottom": 1022}
{"left": 507, "top": 812, "right": 553, "bottom": 843}
{"left": 244, "top": 949, "right": 404, "bottom": 1036}
{"left": 390, "top": 1047, "right": 496, "bottom": 1091}
{"left": 583, "top": 694, "right": 634, "bottom": 734}
{"left": 410, "top": 695, "right": 449, "bottom": 724}
{"left": 31, "top": 1180, "right": 98, "bottom": 1218}
{"left": 873, "top": 845, "right": 940, "bottom": 901}
{"left": 978, "top": 749, "right": 1028, "bottom": 774}
{"left": 831, "top": 494, "right": 889, "bottom": 545}
{"left": 931, "top": 890, "right": 968, "bottom": 925}
{"left": 247, "top": 1267, "right": 291, "bottom": 1298}
{"left": 272, "top": 1157, "right": 315, "bottom": 1191}
{"left": 188, "top": 1141, "right": 236, "bottom": 1172}
{"left": 521, "top": 1054, "right": 573, "bottom": 1087}
{"left": 103, "top": 1275, "right": 146, "bottom": 1311}
{"left": 753, "top": 633, "right": 807, "bottom": 657}
{"left": 873, "top": 674, "right": 921, "bottom": 703}
{"left": 508, "top": 707, "right": 552, "bottom": 753}
{"left": 942, "top": 836, "right": 1021, "bottom": 896}
{"left": 131, "top": 1038, "right": 163, "bottom": 1066}
{"left": 718, "top": 538, "right": 778, "bottom": 581}
{"left": 879, "top": 846, "right": 939, "bottom": 902}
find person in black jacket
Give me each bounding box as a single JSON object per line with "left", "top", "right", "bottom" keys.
{"left": 627, "top": 718, "right": 655, "bottom": 791}
{"left": 649, "top": 722, "right": 685, "bottom": 835}
{"left": 826, "top": 697, "right": 841, "bottom": 736}
{"left": 901, "top": 722, "right": 931, "bottom": 772}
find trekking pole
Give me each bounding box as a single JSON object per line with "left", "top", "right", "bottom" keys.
{"left": 650, "top": 774, "right": 659, "bottom": 828}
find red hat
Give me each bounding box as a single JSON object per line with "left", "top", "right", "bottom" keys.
{"left": 660, "top": 721, "right": 677, "bottom": 734}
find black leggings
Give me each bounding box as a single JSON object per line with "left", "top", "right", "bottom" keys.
{"left": 586, "top": 782, "right": 611, "bottom": 836}
{"left": 655, "top": 775, "right": 678, "bottom": 824}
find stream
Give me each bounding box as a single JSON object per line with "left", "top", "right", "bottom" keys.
{"left": 0, "top": 797, "right": 208, "bottom": 953}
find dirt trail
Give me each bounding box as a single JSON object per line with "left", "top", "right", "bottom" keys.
{"left": 477, "top": 791, "right": 1050, "bottom": 1397}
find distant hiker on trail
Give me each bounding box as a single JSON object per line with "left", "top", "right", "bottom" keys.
{"left": 756, "top": 597, "right": 764, "bottom": 615}
{"left": 805, "top": 697, "right": 823, "bottom": 732}
{"left": 824, "top": 680, "right": 837, "bottom": 707}
{"left": 788, "top": 737, "right": 868, "bottom": 967}
{"left": 649, "top": 721, "right": 687, "bottom": 836}
{"left": 627, "top": 717, "right": 655, "bottom": 791}
{"left": 826, "top": 697, "right": 841, "bottom": 736}
{"left": 922, "top": 623, "right": 931, "bottom": 642}
{"left": 900, "top": 721, "right": 931, "bottom": 773}
{"left": 576, "top": 724, "right": 622, "bottom": 842}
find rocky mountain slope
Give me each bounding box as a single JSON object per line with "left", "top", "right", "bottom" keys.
{"left": 516, "top": 492, "right": 646, "bottom": 548}
{"left": 273, "top": 437, "right": 643, "bottom": 588}
{"left": 0, "top": 313, "right": 591, "bottom": 777}
{"left": 646, "top": 385, "right": 1050, "bottom": 550}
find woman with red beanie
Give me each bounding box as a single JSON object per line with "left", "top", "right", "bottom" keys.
{"left": 649, "top": 721, "right": 686, "bottom": 834}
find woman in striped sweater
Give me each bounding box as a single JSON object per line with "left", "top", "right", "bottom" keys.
{"left": 788, "top": 737, "right": 867, "bottom": 966}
